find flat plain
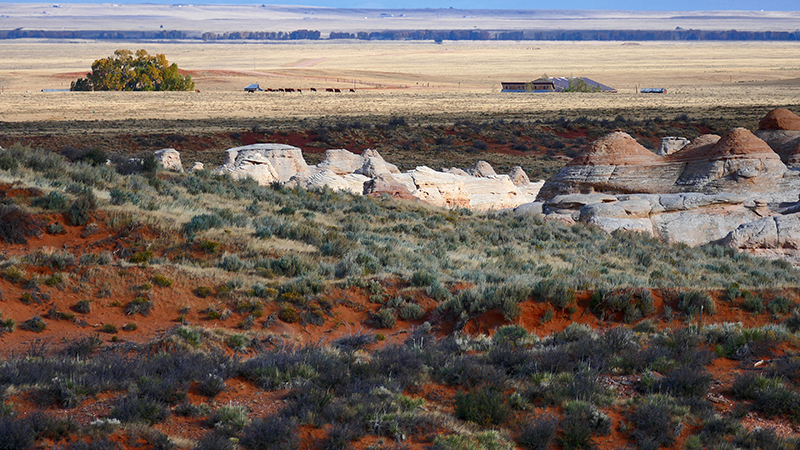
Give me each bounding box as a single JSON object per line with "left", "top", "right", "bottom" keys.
{"left": 1, "top": 40, "right": 799, "bottom": 123}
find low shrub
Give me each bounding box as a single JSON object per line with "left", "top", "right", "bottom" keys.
{"left": 99, "top": 323, "right": 118, "bottom": 334}
{"left": 210, "top": 405, "right": 249, "bottom": 436}
{"left": 240, "top": 415, "right": 299, "bottom": 450}
{"left": 518, "top": 415, "right": 559, "bottom": 450}
{"left": 72, "top": 300, "right": 91, "bottom": 314}
{"left": 629, "top": 395, "right": 688, "bottom": 450}
{"left": 197, "top": 374, "right": 226, "bottom": 398}
{"left": 494, "top": 324, "right": 529, "bottom": 346}
{"left": 677, "top": 290, "right": 716, "bottom": 317}
{"left": 534, "top": 278, "right": 576, "bottom": 309}
{"left": 0, "top": 416, "right": 34, "bottom": 450}
{"left": 124, "top": 297, "right": 153, "bottom": 316}
{"left": 110, "top": 395, "right": 169, "bottom": 425}
{"left": 194, "top": 433, "right": 237, "bottom": 450}
{"left": 411, "top": 270, "right": 438, "bottom": 287}
{"left": 333, "top": 332, "right": 377, "bottom": 352}
{"left": 398, "top": 302, "right": 426, "bottom": 321}
{"left": 183, "top": 213, "right": 225, "bottom": 238}
{"left": 559, "top": 401, "right": 611, "bottom": 450}
{"left": 151, "top": 274, "right": 173, "bottom": 288}
{"left": 370, "top": 308, "right": 397, "bottom": 329}
{"left": 741, "top": 292, "right": 765, "bottom": 314}
{"left": 322, "top": 422, "right": 361, "bottom": 450}
{"left": 768, "top": 296, "right": 795, "bottom": 315}
{"left": 454, "top": 386, "right": 510, "bottom": 426}
{"left": 278, "top": 304, "right": 299, "bottom": 323}
{"left": 32, "top": 191, "right": 69, "bottom": 211}
{"left": 194, "top": 286, "right": 213, "bottom": 298}
{"left": 67, "top": 192, "right": 97, "bottom": 226}
{"left": 0, "top": 205, "right": 44, "bottom": 244}
{"left": 432, "top": 431, "right": 514, "bottom": 450}
{"left": 20, "top": 315, "right": 47, "bottom": 333}
{"left": 129, "top": 250, "right": 153, "bottom": 264}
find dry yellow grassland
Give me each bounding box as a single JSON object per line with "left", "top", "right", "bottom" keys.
{"left": 1, "top": 40, "right": 798, "bottom": 121}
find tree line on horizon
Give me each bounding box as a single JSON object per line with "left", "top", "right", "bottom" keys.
{"left": 2, "top": 28, "right": 800, "bottom": 41}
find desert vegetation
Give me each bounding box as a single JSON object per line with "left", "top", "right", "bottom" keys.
{"left": 1, "top": 118, "right": 800, "bottom": 449}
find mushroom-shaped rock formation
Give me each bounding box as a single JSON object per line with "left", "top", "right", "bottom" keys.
{"left": 755, "top": 108, "right": 800, "bottom": 166}
{"left": 759, "top": 108, "right": 800, "bottom": 131}
{"left": 538, "top": 128, "right": 790, "bottom": 202}
{"left": 673, "top": 128, "right": 785, "bottom": 190}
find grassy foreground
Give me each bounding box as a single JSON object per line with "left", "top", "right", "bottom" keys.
{"left": 0, "top": 120, "right": 799, "bottom": 449}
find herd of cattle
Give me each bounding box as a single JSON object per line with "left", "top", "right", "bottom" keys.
{"left": 244, "top": 84, "right": 355, "bottom": 93}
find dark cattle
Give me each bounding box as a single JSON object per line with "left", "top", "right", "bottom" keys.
{"left": 277, "top": 88, "right": 285, "bottom": 92}
{"left": 286, "top": 88, "right": 295, "bottom": 92}
{"left": 310, "top": 88, "right": 317, "bottom": 92}
{"left": 297, "top": 89, "right": 302, "bottom": 93}
{"left": 349, "top": 89, "right": 355, "bottom": 92}
{"left": 326, "top": 88, "right": 333, "bottom": 92}
{"left": 266, "top": 88, "right": 273, "bottom": 92}
{"left": 334, "top": 88, "right": 341, "bottom": 93}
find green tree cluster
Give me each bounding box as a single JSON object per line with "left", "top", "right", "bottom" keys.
{"left": 563, "top": 78, "right": 602, "bottom": 93}
{"left": 71, "top": 49, "right": 194, "bottom": 91}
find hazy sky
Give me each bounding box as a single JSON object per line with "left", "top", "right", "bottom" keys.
{"left": 8, "top": 0, "right": 799, "bottom": 10}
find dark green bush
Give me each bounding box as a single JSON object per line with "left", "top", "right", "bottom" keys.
{"left": 559, "top": 401, "right": 611, "bottom": 450}
{"left": 124, "top": 297, "right": 153, "bottom": 316}
{"left": 240, "top": 416, "right": 299, "bottom": 450}
{"left": 72, "top": 300, "right": 91, "bottom": 314}
{"left": 629, "top": 395, "right": 688, "bottom": 450}
{"left": 32, "top": 191, "right": 69, "bottom": 211}
{"left": 67, "top": 192, "right": 97, "bottom": 226}
{"left": 0, "top": 205, "right": 44, "bottom": 244}
{"left": 110, "top": 395, "right": 169, "bottom": 424}
{"left": 741, "top": 292, "right": 765, "bottom": 314}
{"left": 518, "top": 414, "right": 558, "bottom": 450}
{"left": 768, "top": 296, "right": 795, "bottom": 315}
{"left": 677, "top": 290, "right": 716, "bottom": 317}
{"left": 454, "top": 386, "right": 509, "bottom": 426}
{"left": 411, "top": 270, "right": 438, "bottom": 287}
{"left": 534, "top": 278, "right": 576, "bottom": 309}
{"left": 20, "top": 315, "right": 47, "bottom": 333}
{"left": 183, "top": 213, "right": 225, "bottom": 237}
{"left": 370, "top": 308, "right": 397, "bottom": 329}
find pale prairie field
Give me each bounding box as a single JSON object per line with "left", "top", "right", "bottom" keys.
{"left": 1, "top": 39, "right": 799, "bottom": 122}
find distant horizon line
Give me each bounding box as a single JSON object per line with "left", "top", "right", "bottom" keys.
{"left": 3, "top": 2, "right": 796, "bottom": 12}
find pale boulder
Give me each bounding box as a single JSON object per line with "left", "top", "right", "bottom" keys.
{"left": 722, "top": 213, "right": 800, "bottom": 249}
{"left": 154, "top": 148, "right": 183, "bottom": 173}
{"left": 656, "top": 137, "right": 690, "bottom": 156}
{"left": 355, "top": 156, "right": 400, "bottom": 178}
{"left": 507, "top": 166, "right": 530, "bottom": 186}
{"left": 316, "top": 148, "right": 366, "bottom": 175}
{"left": 466, "top": 160, "right": 497, "bottom": 178}
{"left": 293, "top": 169, "right": 369, "bottom": 195}
{"left": 215, "top": 144, "right": 308, "bottom": 183}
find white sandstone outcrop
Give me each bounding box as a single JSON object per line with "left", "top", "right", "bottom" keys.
{"left": 213, "top": 144, "right": 309, "bottom": 183}
{"left": 154, "top": 148, "right": 183, "bottom": 173}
